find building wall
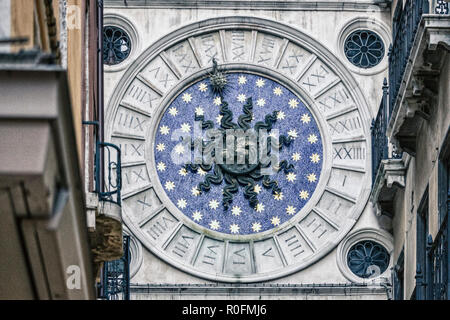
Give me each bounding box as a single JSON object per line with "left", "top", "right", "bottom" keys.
{"left": 103, "top": 1, "right": 394, "bottom": 299}
{"left": 66, "top": 0, "right": 86, "bottom": 169}
{"left": 0, "top": 0, "right": 100, "bottom": 299}
{"left": 4, "top": 0, "right": 86, "bottom": 175}
{"left": 391, "top": 45, "right": 450, "bottom": 300}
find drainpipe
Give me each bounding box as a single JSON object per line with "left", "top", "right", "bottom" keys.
{"left": 97, "top": 0, "right": 104, "bottom": 194}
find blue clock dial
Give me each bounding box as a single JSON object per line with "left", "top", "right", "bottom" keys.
{"left": 154, "top": 72, "right": 323, "bottom": 235}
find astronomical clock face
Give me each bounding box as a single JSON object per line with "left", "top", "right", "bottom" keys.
{"left": 107, "top": 18, "right": 371, "bottom": 282}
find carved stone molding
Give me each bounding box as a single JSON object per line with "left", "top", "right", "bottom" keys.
{"left": 370, "top": 158, "right": 407, "bottom": 220}
{"left": 425, "top": 15, "right": 450, "bottom": 51}
{"left": 387, "top": 16, "right": 450, "bottom": 155}
{"left": 104, "top": 0, "right": 391, "bottom": 11}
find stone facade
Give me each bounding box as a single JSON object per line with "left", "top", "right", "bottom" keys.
{"left": 103, "top": 0, "right": 396, "bottom": 299}
{"left": 371, "top": 1, "right": 450, "bottom": 300}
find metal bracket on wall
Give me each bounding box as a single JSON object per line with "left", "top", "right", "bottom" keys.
{"left": 83, "top": 121, "right": 122, "bottom": 206}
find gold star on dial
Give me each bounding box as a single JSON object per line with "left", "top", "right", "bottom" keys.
{"left": 195, "top": 106, "right": 204, "bottom": 116}
{"left": 301, "top": 113, "right": 311, "bottom": 123}
{"left": 177, "top": 198, "right": 187, "bottom": 209}
{"left": 191, "top": 187, "right": 200, "bottom": 196}
{"left": 286, "top": 205, "right": 296, "bottom": 215}
{"left": 156, "top": 143, "right": 166, "bottom": 152}
{"left": 229, "top": 224, "right": 240, "bottom": 234}
{"left": 231, "top": 206, "right": 242, "bottom": 216}
{"left": 238, "top": 76, "right": 247, "bottom": 85}
{"left": 277, "top": 111, "right": 285, "bottom": 120}
{"left": 271, "top": 216, "right": 281, "bottom": 226}
{"left": 307, "top": 173, "right": 317, "bottom": 183}
{"left": 308, "top": 134, "right": 318, "bottom": 144}
{"left": 168, "top": 107, "right": 178, "bottom": 116}
{"left": 209, "top": 220, "right": 220, "bottom": 230}
{"left": 209, "top": 199, "right": 219, "bottom": 210}
{"left": 159, "top": 125, "right": 170, "bottom": 135}
{"left": 164, "top": 181, "right": 175, "bottom": 191}
{"left": 180, "top": 122, "right": 191, "bottom": 133}
{"left": 237, "top": 93, "right": 247, "bottom": 103}
{"left": 287, "top": 129, "right": 298, "bottom": 139}
{"left": 174, "top": 144, "right": 185, "bottom": 155}
{"left": 288, "top": 98, "right": 299, "bottom": 108}
{"left": 256, "top": 98, "right": 266, "bottom": 107}
{"left": 299, "top": 190, "right": 309, "bottom": 200}
{"left": 251, "top": 222, "right": 262, "bottom": 232}
{"left": 256, "top": 78, "right": 265, "bottom": 87}
{"left": 198, "top": 82, "right": 208, "bottom": 92}
{"left": 310, "top": 153, "right": 320, "bottom": 163}
{"left": 273, "top": 87, "right": 283, "bottom": 96}
{"left": 182, "top": 93, "right": 192, "bottom": 103}
{"left": 192, "top": 211, "right": 202, "bottom": 221}
{"left": 291, "top": 152, "right": 301, "bottom": 161}
{"left": 255, "top": 203, "right": 265, "bottom": 212}
{"left": 286, "top": 172, "right": 297, "bottom": 182}
{"left": 213, "top": 96, "right": 222, "bottom": 106}
{"left": 273, "top": 192, "right": 284, "bottom": 201}
{"left": 157, "top": 162, "right": 166, "bottom": 171}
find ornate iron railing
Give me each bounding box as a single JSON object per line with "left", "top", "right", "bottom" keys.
{"left": 371, "top": 79, "right": 402, "bottom": 185}
{"left": 83, "top": 121, "right": 122, "bottom": 206}
{"left": 433, "top": 0, "right": 450, "bottom": 15}
{"left": 388, "top": 0, "right": 429, "bottom": 114}
{"left": 371, "top": 79, "right": 390, "bottom": 185}
{"left": 427, "top": 214, "right": 449, "bottom": 300}
{"left": 392, "top": 250, "right": 405, "bottom": 300}
{"left": 95, "top": 141, "right": 122, "bottom": 206}
{"left": 99, "top": 235, "right": 131, "bottom": 300}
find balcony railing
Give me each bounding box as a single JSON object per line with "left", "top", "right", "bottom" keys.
{"left": 388, "top": 0, "right": 429, "bottom": 114}
{"left": 96, "top": 142, "right": 122, "bottom": 206}
{"left": 388, "top": 0, "right": 449, "bottom": 116}
{"left": 98, "top": 235, "right": 131, "bottom": 300}
{"left": 83, "top": 120, "right": 122, "bottom": 206}
{"left": 371, "top": 79, "right": 402, "bottom": 185}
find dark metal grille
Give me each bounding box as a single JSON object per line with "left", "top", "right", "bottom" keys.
{"left": 100, "top": 235, "right": 131, "bottom": 300}
{"left": 428, "top": 214, "right": 449, "bottom": 300}
{"left": 392, "top": 250, "right": 405, "bottom": 300}
{"left": 103, "top": 26, "right": 131, "bottom": 65}
{"left": 388, "top": 0, "right": 429, "bottom": 115}
{"left": 371, "top": 79, "right": 402, "bottom": 185}
{"left": 344, "top": 30, "right": 385, "bottom": 68}
{"left": 435, "top": 0, "right": 449, "bottom": 14}
{"left": 347, "top": 240, "right": 390, "bottom": 279}
{"left": 96, "top": 142, "right": 122, "bottom": 205}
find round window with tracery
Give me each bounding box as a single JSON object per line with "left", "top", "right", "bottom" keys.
{"left": 344, "top": 30, "right": 385, "bottom": 69}
{"left": 347, "top": 240, "right": 390, "bottom": 279}
{"left": 103, "top": 26, "right": 131, "bottom": 65}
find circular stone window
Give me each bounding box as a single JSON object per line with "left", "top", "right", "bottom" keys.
{"left": 347, "top": 240, "right": 390, "bottom": 279}
{"left": 103, "top": 26, "right": 131, "bottom": 65}
{"left": 344, "top": 30, "right": 385, "bottom": 69}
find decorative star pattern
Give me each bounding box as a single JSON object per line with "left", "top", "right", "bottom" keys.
{"left": 154, "top": 73, "right": 323, "bottom": 235}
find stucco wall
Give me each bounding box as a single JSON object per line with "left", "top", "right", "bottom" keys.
{"left": 392, "top": 49, "right": 450, "bottom": 300}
